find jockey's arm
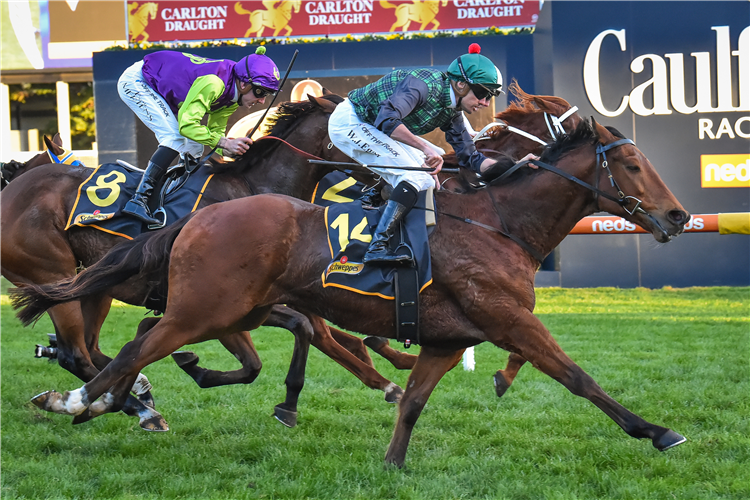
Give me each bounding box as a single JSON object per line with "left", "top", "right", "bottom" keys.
{"left": 178, "top": 75, "right": 237, "bottom": 156}
{"left": 442, "top": 112, "right": 486, "bottom": 173}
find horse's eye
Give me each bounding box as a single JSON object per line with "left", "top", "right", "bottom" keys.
{"left": 626, "top": 165, "right": 641, "bottom": 172}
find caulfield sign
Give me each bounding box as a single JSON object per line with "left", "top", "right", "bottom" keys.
{"left": 126, "top": 0, "right": 539, "bottom": 43}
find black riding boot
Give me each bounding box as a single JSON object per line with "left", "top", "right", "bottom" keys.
{"left": 123, "top": 147, "right": 177, "bottom": 225}
{"left": 363, "top": 182, "right": 418, "bottom": 265}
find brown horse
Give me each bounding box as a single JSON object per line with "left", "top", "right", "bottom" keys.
{"left": 3, "top": 84, "right": 581, "bottom": 408}
{"left": 2, "top": 94, "right": 363, "bottom": 428}
{"left": 15, "top": 118, "right": 689, "bottom": 466}
{"left": 1, "top": 134, "right": 78, "bottom": 189}
{"left": 7, "top": 85, "right": 585, "bottom": 429}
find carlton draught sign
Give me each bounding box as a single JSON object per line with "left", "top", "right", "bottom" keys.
{"left": 126, "top": 1, "right": 539, "bottom": 43}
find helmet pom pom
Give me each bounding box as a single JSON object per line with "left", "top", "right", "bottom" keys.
{"left": 468, "top": 43, "right": 481, "bottom": 54}
{"left": 255, "top": 46, "right": 267, "bottom": 55}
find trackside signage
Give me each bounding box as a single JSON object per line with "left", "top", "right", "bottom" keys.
{"left": 126, "top": 1, "right": 539, "bottom": 43}
{"left": 582, "top": 23, "right": 749, "bottom": 190}
{"left": 701, "top": 154, "right": 750, "bottom": 188}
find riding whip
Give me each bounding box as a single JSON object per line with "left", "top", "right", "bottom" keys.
{"left": 308, "top": 159, "right": 459, "bottom": 174}
{"left": 246, "top": 49, "right": 299, "bottom": 139}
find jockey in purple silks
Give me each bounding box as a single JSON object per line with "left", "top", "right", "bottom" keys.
{"left": 117, "top": 47, "right": 281, "bottom": 225}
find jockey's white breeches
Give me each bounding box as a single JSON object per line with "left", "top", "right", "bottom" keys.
{"left": 118, "top": 61, "right": 204, "bottom": 158}
{"left": 328, "top": 99, "right": 443, "bottom": 192}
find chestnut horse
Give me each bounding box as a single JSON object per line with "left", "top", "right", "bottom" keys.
{"left": 15, "top": 118, "right": 689, "bottom": 466}
{"left": 3, "top": 85, "right": 583, "bottom": 428}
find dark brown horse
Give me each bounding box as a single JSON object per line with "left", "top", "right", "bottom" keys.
{"left": 3, "top": 84, "right": 583, "bottom": 428}
{"left": 2, "top": 94, "right": 363, "bottom": 428}
{"left": 1, "top": 134, "right": 76, "bottom": 189}
{"left": 15, "top": 118, "right": 689, "bottom": 466}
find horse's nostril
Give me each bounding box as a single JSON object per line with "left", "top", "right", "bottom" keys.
{"left": 669, "top": 210, "right": 687, "bottom": 225}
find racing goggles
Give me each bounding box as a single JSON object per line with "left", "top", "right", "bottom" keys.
{"left": 469, "top": 83, "right": 501, "bottom": 101}
{"left": 251, "top": 84, "right": 276, "bottom": 98}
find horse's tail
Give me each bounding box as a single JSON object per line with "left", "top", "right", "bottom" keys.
{"left": 10, "top": 213, "right": 196, "bottom": 326}
{"left": 380, "top": 1, "right": 398, "bottom": 9}
{"left": 234, "top": 1, "right": 252, "bottom": 15}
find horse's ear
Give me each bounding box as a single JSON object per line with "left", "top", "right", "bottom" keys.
{"left": 322, "top": 87, "right": 333, "bottom": 95}
{"left": 591, "top": 116, "right": 612, "bottom": 143}
{"left": 308, "top": 94, "right": 337, "bottom": 113}
{"left": 52, "top": 133, "right": 62, "bottom": 147}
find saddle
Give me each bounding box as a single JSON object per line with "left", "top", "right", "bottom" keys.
{"left": 66, "top": 156, "right": 213, "bottom": 239}
{"left": 314, "top": 171, "right": 434, "bottom": 347}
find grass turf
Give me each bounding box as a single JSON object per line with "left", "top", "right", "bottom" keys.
{"left": 1, "top": 285, "right": 748, "bottom": 499}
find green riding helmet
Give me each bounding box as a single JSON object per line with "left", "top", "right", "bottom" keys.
{"left": 446, "top": 43, "right": 504, "bottom": 99}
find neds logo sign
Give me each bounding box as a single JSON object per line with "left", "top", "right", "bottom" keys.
{"left": 701, "top": 154, "right": 750, "bottom": 187}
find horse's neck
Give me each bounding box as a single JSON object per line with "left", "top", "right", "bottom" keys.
{"left": 440, "top": 155, "right": 599, "bottom": 261}
{"left": 498, "top": 156, "right": 600, "bottom": 257}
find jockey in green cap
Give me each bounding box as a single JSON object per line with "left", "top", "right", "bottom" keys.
{"left": 328, "top": 43, "right": 536, "bottom": 266}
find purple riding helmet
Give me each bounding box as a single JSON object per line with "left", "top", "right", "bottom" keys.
{"left": 235, "top": 46, "right": 281, "bottom": 97}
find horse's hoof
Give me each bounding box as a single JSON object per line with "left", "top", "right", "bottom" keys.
{"left": 31, "top": 391, "right": 54, "bottom": 409}
{"left": 654, "top": 429, "right": 686, "bottom": 451}
{"left": 363, "top": 336, "right": 388, "bottom": 350}
{"left": 31, "top": 390, "right": 67, "bottom": 413}
{"left": 273, "top": 405, "right": 298, "bottom": 428}
{"left": 72, "top": 409, "right": 95, "bottom": 425}
{"left": 384, "top": 383, "right": 403, "bottom": 404}
{"left": 139, "top": 414, "right": 169, "bottom": 432}
{"left": 171, "top": 351, "right": 199, "bottom": 368}
{"left": 493, "top": 372, "right": 511, "bottom": 398}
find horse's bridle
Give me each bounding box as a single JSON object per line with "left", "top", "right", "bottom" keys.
{"left": 473, "top": 106, "right": 580, "bottom": 147}
{"left": 492, "top": 137, "right": 646, "bottom": 216}
{"left": 443, "top": 135, "right": 649, "bottom": 264}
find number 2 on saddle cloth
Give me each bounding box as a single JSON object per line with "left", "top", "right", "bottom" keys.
{"left": 313, "top": 171, "right": 433, "bottom": 300}
{"left": 66, "top": 163, "right": 213, "bottom": 239}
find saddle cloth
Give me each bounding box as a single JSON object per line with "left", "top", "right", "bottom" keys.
{"left": 66, "top": 162, "right": 214, "bottom": 239}
{"left": 315, "top": 171, "right": 433, "bottom": 300}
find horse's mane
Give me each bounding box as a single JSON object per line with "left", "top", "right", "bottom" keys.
{"left": 209, "top": 93, "right": 344, "bottom": 175}
{"left": 480, "top": 80, "right": 572, "bottom": 142}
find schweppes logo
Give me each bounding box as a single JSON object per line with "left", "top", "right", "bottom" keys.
{"left": 74, "top": 211, "right": 115, "bottom": 224}
{"left": 325, "top": 258, "right": 364, "bottom": 277}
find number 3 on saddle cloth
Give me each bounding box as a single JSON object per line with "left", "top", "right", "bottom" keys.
{"left": 66, "top": 162, "right": 214, "bottom": 239}
{"left": 314, "top": 171, "right": 433, "bottom": 301}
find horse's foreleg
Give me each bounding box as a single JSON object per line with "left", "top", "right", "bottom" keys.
{"left": 362, "top": 336, "right": 418, "bottom": 370}
{"left": 489, "top": 311, "right": 686, "bottom": 451}
{"left": 306, "top": 317, "right": 404, "bottom": 403}
{"left": 171, "top": 331, "right": 262, "bottom": 388}
{"left": 493, "top": 352, "right": 527, "bottom": 398}
{"left": 385, "top": 346, "right": 464, "bottom": 468}
{"left": 328, "top": 327, "right": 374, "bottom": 366}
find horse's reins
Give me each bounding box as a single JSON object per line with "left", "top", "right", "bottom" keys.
{"left": 443, "top": 136, "right": 646, "bottom": 264}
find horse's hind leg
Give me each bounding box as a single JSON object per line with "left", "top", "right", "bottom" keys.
{"left": 362, "top": 336, "right": 418, "bottom": 370}
{"left": 171, "top": 331, "right": 262, "bottom": 388}
{"left": 269, "top": 308, "right": 315, "bottom": 428}
{"left": 31, "top": 312, "right": 162, "bottom": 423}
{"left": 493, "top": 352, "right": 527, "bottom": 398}
{"left": 80, "top": 294, "right": 155, "bottom": 408}
{"left": 385, "top": 346, "right": 464, "bottom": 468}
{"left": 488, "top": 310, "right": 686, "bottom": 451}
